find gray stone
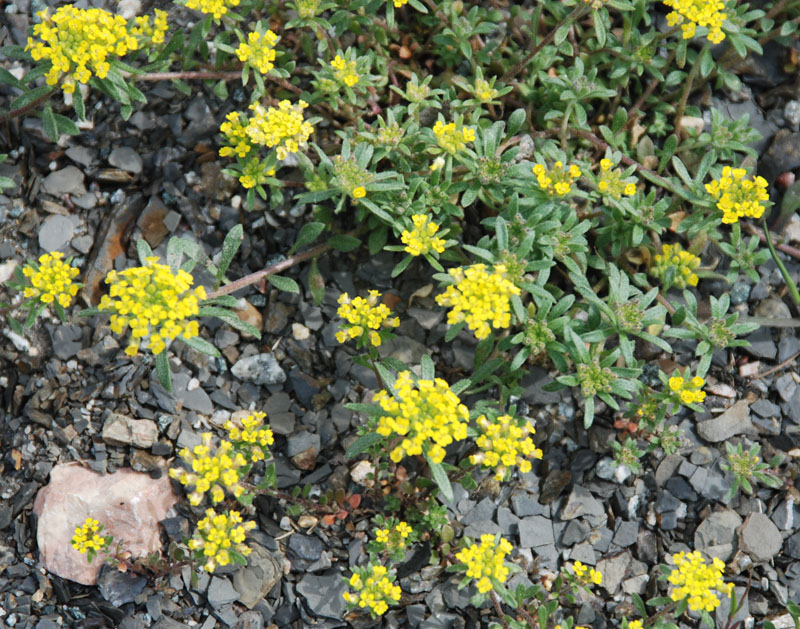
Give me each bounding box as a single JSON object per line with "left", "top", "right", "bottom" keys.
{"left": 497, "top": 507, "right": 519, "bottom": 536}
{"left": 696, "top": 400, "right": 757, "bottom": 442}
{"left": 232, "top": 611, "right": 264, "bottom": 629}
{"left": 207, "top": 576, "right": 239, "bottom": 609}
{"left": 776, "top": 373, "right": 796, "bottom": 402}
{"left": 232, "top": 544, "right": 281, "bottom": 609}
{"left": 612, "top": 521, "right": 638, "bottom": 548}
{"left": 232, "top": 353, "right": 286, "bottom": 386}
{"left": 65, "top": 146, "right": 95, "bottom": 168}
{"left": 296, "top": 572, "right": 347, "bottom": 620}
{"left": 102, "top": 413, "right": 158, "bottom": 449}
{"left": 751, "top": 398, "right": 781, "bottom": 418}
{"left": 50, "top": 323, "right": 82, "bottom": 359}
{"left": 688, "top": 466, "right": 731, "bottom": 503}
{"left": 744, "top": 327, "right": 777, "bottom": 359}
{"left": 286, "top": 431, "right": 320, "bottom": 458}
{"left": 738, "top": 512, "right": 782, "bottom": 562}
{"left": 694, "top": 509, "right": 742, "bottom": 561}
{"left": 561, "top": 520, "right": 589, "bottom": 546}
{"left": 289, "top": 533, "right": 323, "bottom": 562}
{"left": 38, "top": 215, "right": 76, "bottom": 252}
{"left": 596, "top": 551, "right": 631, "bottom": 595}
{"left": 782, "top": 387, "right": 800, "bottom": 424}
{"left": 569, "top": 542, "right": 596, "bottom": 565}
{"left": 786, "top": 532, "right": 800, "bottom": 559}
{"left": 378, "top": 335, "right": 430, "bottom": 365}
{"left": 560, "top": 486, "right": 604, "bottom": 520}
{"left": 520, "top": 367, "right": 560, "bottom": 405}
{"left": 97, "top": 564, "right": 147, "bottom": 607}
{"left": 462, "top": 497, "right": 495, "bottom": 526}
{"left": 43, "top": 166, "right": 86, "bottom": 196}
{"left": 511, "top": 493, "right": 546, "bottom": 517}
{"left": 519, "top": 515, "right": 554, "bottom": 548}
{"left": 171, "top": 373, "right": 213, "bottom": 415}
{"left": 778, "top": 335, "right": 800, "bottom": 362}
{"left": 108, "top": 147, "right": 143, "bottom": 174}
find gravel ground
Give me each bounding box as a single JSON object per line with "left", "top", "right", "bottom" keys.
{"left": 3, "top": 1, "right": 800, "bottom": 629}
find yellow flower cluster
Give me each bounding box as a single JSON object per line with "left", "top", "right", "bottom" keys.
{"left": 668, "top": 373, "right": 706, "bottom": 404}
{"left": 169, "top": 433, "right": 247, "bottom": 506}
{"left": 650, "top": 242, "right": 700, "bottom": 288}
{"left": 474, "top": 78, "right": 498, "bottom": 102}
{"left": 130, "top": 9, "right": 169, "bottom": 45}
{"left": 331, "top": 54, "right": 359, "bottom": 87}
{"left": 335, "top": 291, "right": 400, "bottom": 347}
{"left": 597, "top": 158, "right": 637, "bottom": 199}
{"left": 71, "top": 518, "right": 108, "bottom": 554}
{"left": 433, "top": 120, "right": 476, "bottom": 154}
{"left": 533, "top": 161, "right": 582, "bottom": 196}
{"left": 22, "top": 252, "right": 80, "bottom": 308}
{"left": 344, "top": 564, "right": 402, "bottom": 617}
{"left": 628, "top": 621, "right": 643, "bottom": 629}
{"left": 375, "top": 521, "right": 412, "bottom": 547}
{"left": 664, "top": 0, "right": 727, "bottom": 43}
{"left": 236, "top": 30, "right": 279, "bottom": 74}
{"left": 456, "top": 534, "right": 513, "bottom": 594}
{"left": 705, "top": 166, "right": 769, "bottom": 224}
{"left": 391, "top": 0, "right": 409, "bottom": 7}
{"left": 245, "top": 100, "right": 314, "bottom": 161}
{"left": 225, "top": 411, "right": 274, "bottom": 462}
{"left": 374, "top": 371, "right": 469, "bottom": 464}
{"left": 435, "top": 264, "right": 521, "bottom": 340}
{"left": 98, "top": 256, "right": 205, "bottom": 356}
{"left": 668, "top": 550, "right": 733, "bottom": 612}
{"left": 26, "top": 5, "right": 138, "bottom": 94}
{"left": 184, "top": 0, "right": 241, "bottom": 20}
{"left": 189, "top": 508, "right": 256, "bottom": 573}
{"left": 401, "top": 214, "right": 447, "bottom": 257}
{"left": 572, "top": 560, "right": 603, "bottom": 586}
{"left": 470, "top": 415, "right": 543, "bottom": 481}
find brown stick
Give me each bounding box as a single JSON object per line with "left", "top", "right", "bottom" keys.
{"left": 741, "top": 223, "right": 800, "bottom": 260}
{"left": 0, "top": 88, "right": 58, "bottom": 124}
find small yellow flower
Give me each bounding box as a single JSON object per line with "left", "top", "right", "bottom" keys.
{"left": 374, "top": 371, "right": 469, "bottom": 463}
{"left": 236, "top": 30, "right": 279, "bottom": 74}
{"left": 456, "top": 534, "right": 513, "bottom": 593}
{"left": 432, "top": 120, "right": 475, "bottom": 155}
{"left": 184, "top": 0, "right": 241, "bottom": 20}
{"left": 98, "top": 256, "right": 205, "bottom": 356}
{"left": 650, "top": 242, "right": 701, "bottom": 289}
{"left": 470, "top": 415, "right": 543, "bottom": 481}
{"left": 597, "top": 158, "right": 637, "bottom": 199}
{"left": 401, "top": 214, "right": 447, "bottom": 257}
{"left": 243, "top": 100, "right": 314, "bottom": 161}
{"left": 352, "top": 186, "right": 366, "bottom": 199}
{"left": 71, "top": 518, "right": 108, "bottom": 554}
{"left": 331, "top": 54, "right": 360, "bottom": 87}
{"left": 189, "top": 508, "right": 256, "bottom": 573}
{"left": 668, "top": 371, "right": 706, "bottom": 404}
{"left": 21, "top": 251, "right": 80, "bottom": 308}
{"left": 335, "top": 291, "right": 399, "bottom": 347}
{"left": 391, "top": 0, "right": 409, "bottom": 7}
{"left": 705, "top": 166, "right": 769, "bottom": 224}
{"left": 532, "top": 161, "right": 582, "bottom": 196}
{"left": 169, "top": 433, "right": 248, "bottom": 506}
{"left": 343, "top": 563, "right": 401, "bottom": 618}
{"left": 224, "top": 411, "right": 274, "bottom": 462}
{"left": 668, "top": 550, "right": 733, "bottom": 612}
{"left": 663, "top": 0, "right": 727, "bottom": 44}
{"left": 435, "top": 264, "right": 521, "bottom": 340}
{"left": 572, "top": 560, "right": 603, "bottom": 586}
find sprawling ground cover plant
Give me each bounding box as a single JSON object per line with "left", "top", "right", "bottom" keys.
{"left": 3, "top": 0, "right": 800, "bottom": 625}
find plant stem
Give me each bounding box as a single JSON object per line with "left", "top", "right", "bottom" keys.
{"left": 673, "top": 41, "right": 709, "bottom": 145}
{"left": 501, "top": 5, "right": 588, "bottom": 83}
{"left": 760, "top": 217, "right": 800, "bottom": 311}
{"left": 0, "top": 87, "right": 58, "bottom": 124}
{"left": 206, "top": 225, "right": 367, "bottom": 299}
{"left": 489, "top": 591, "right": 510, "bottom": 629}
{"left": 741, "top": 222, "right": 800, "bottom": 260}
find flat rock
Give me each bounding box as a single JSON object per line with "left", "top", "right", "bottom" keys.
{"left": 596, "top": 551, "right": 631, "bottom": 595}
{"left": 232, "top": 353, "right": 286, "bottom": 386}
{"left": 737, "top": 512, "right": 782, "bottom": 562}
{"left": 296, "top": 572, "right": 347, "bottom": 620}
{"left": 171, "top": 373, "right": 213, "bottom": 415}
{"left": 696, "top": 400, "right": 757, "bottom": 442}
{"left": 232, "top": 544, "right": 282, "bottom": 609}
{"left": 108, "top": 147, "right": 143, "bottom": 174}
{"left": 43, "top": 166, "right": 86, "bottom": 196}
{"left": 39, "top": 214, "right": 76, "bottom": 252}
{"left": 33, "top": 462, "right": 178, "bottom": 585}
{"left": 102, "top": 413, "right": 158, "bottom": 449}
{"left": 519, "top": 515, "right": 554, "bottom": 548}
{"left": 694, "top": 509, "right": 742, "bottom": 561}
{"left": 207, "top": 576, "right": 239, "bottom": 609}
{"left": 560, "top": 485, "right": 605, "bottom": 520}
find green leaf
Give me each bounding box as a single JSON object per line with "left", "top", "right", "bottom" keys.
{"left": 328, "top": 234, "right": 361, "bottom": 252}
{"left": 9, "top": 85, "right": 53, "bottom": 112}
{"left": 308, "top": 257, "right": 325, "bottom": 307}
{"left": 41, "top": 105, "right": 58, "bottom": 143}
{"left": 180, "top": 335, "right": 221, "bottom": 357}
{"left": 218, "top": 224, "right": 243, "bottom": 279}
{"left": 73, "top": 89, "right": 86, "bottom": 121}
{"left": 345, "top": 432, "right": 385, "bottom": 459}
{"left": 671, "top": 156, "right": 694, "bottom": 187}
{"left": 53, "top": 113, "right": 80, "bottom": 136}
{"left": 391, "top": 255, "right": 413, "bottom": 278}
{"left": 427, "top": 456, "right": 453, "bottom": 502}
{"left": 506, "top": 108, "right": 526, "bottom": 136}
{"left": 291, "top": 221, "right": 326, "bottom": 254}
{"left": 554, "top": 23, "right": 570, "bottom": 46}
{"left": 0, "top": 68, "right": 22, "bottom": 89}
{"left": 136, "top": 239, "right": 154, "bottom": 265}
{"left": 268, "top": 274, "right": 300, "bottom": 294}
{"left": 197, "top": 306, "right": 261, "bottom": 338}
{"left": 155, "top": 351, "right": 172, "bottom": 393}
{"left": 495, "top": 216, "right": 509, "bottom": 250}
{"left": 420, "top": 353, "right": 435, "bottom": 380}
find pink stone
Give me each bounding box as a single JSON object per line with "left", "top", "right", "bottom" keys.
{"left": 33, "top": 462, "right": 179, "bottom": 585}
